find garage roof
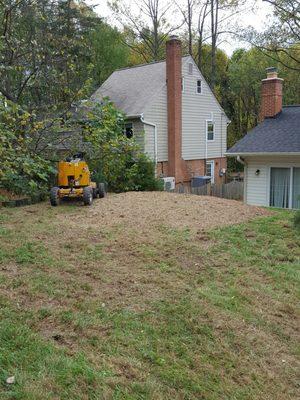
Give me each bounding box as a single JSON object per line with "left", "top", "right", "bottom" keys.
{"left": 227, "top": 105, "right": 300, "bottom": 155}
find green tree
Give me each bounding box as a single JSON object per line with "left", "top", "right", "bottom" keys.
{"left": 109, "top": 0, "right": 180, "bottom": 62}
{"left": 225, "top": 46, "right": 300, "bottom": 173}
{"left": 0, "top": 96, "right": 55, "bottom": 196}
{"left": 81, "top": 99, "right": 163, "bottom": 192}
{"left": 248, "top": 0, "right": 300, "bottom": 71}
{"left": 0, "top": 0, "right": 129, "bottom": 111}
{"left": 90, "top": 23, "right": 129, "bottom": 86}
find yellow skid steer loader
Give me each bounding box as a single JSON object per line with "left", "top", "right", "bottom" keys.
{"left": 50, "top": 154, "right": 105, "bottom": 206}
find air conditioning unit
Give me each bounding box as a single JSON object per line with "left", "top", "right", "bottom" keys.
{"left": 162, "top": 176, "right": 175, "bottom": 191}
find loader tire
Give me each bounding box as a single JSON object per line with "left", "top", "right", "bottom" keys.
{"left": 83, "top": 187, "right": 93, "bottom": 206}
{"left": 50, "top": 187, "right": 60, "bottom": 206}
{"left": 92, "top": 188, "right": 98, "bottom": 199}
{"left": 98, "top": 183, "right": 106, "bottom": 198}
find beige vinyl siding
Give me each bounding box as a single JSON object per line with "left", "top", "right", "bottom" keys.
{"left": 245, "top": 156, "right": 300, "bottom": 206}
{"left": 245, "top": 159, "right": 269, "bottom": 206}
{"left": 128, "top": 118, "right": 155, "bottom": 160}
{"left": 182, "top": 56, "right": 227, "bottom": 160}
{"left": 144, "top": 56, "right": 227, "bottom": 162}
{"left": 143, "top": 87, "right": 168, "bottom": 161}
{"left": 128, "top": 119, "right": 145, "bottom": 151}
{"left": 143, "top": 123, "right": 155, "bottom": 160}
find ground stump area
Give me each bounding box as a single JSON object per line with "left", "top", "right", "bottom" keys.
{"left": 0, "top": 192, "right": 299, "bottom": 400}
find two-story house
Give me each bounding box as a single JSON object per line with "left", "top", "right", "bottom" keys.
{"left": 92, "top": 36, "right": 229, "bottom": 185}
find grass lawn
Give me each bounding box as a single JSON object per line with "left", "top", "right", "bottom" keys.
{"left": 0, "top": 198, "right": 299, "bottom": 399}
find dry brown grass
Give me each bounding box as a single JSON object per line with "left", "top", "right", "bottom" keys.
{"left": 75, "top": 191, "right": 271, "bottom": 232}
{"left": 0, "top": 192, "right": 298, "bottom": 400}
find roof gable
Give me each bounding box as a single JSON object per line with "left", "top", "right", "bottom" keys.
{"left": 92, "top": 55, "right": 228, "bottom": 119}
{"left": 227, "top": 106, "right": 300, "bottom": 155}
{"left": 91, "top": 59, "right": 168, "bottom": 117}
{"left": 183, "top": 56, "right": 228, "bottom": 119}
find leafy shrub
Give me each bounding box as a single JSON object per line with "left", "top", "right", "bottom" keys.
{"left": 0, "top": 96, "right": 162, "bottom": 197}
{"left": 133, "top": 154, "right": 164, "bottom": 191}
{"left": 0, "top": 97, "right": 55, "bottom": 197}
{"left": 81, "top": 99, "right": 163, "bottom": 192}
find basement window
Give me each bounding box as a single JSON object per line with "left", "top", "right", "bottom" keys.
{"left": 206, "top": 120, "right": 214, "bottom": 141}
{"left": 124, "top": 122, "right": 133, "bottom": 139}
{"left": 197, "top": 79, "right": 202, "bottom": 94}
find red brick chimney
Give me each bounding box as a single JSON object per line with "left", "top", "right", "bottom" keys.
{"left": 166, "top": 36, "right": 183, "bottom": 182}
{"left": 261, "top": 67, "right": 283, "bottom": 120}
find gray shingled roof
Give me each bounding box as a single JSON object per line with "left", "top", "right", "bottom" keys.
{"left": 227, "top": 106, "right": 300, "bottom": 154}
{"left": 91, "top": 56, "right": 190, "bottom": 116}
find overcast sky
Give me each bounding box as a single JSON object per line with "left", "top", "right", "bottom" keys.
{"left": 86, "top": 0, "right": 274, "bottom": 55}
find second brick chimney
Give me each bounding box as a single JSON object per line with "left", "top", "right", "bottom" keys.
{"left": 166, "top": 36, "right": 184, "bottom": 182}
{"left": 261, "top": 67, "right": 283, "bottom": 120}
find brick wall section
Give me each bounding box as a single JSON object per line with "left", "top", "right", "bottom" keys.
{"left": 166, "top": 37, "right": 185, "bottom": 183}
{"left": 157, "top": 157, "right": 227, "bottom": 185}
{"left": 260, "top": 74, "right": 283, "bottom": 120}
{"left": 212, "top": 157, "right": 227, "bottom": 185}
{"left": 164, "top": 37, "right": 227, "bottom": 185}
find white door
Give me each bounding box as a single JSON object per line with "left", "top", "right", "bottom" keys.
{"left": 206, "top": 161, "right": 215, "bottom": 184}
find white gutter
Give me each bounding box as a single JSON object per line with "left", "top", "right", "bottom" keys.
{"left": 140, "top": 114, "right": 158, "bottom": 170}
{"left": 237, "top": 155, "right": 246, "bottom": 165}
{"left": 126, "top": 115, "right": 141, "bottom": 120}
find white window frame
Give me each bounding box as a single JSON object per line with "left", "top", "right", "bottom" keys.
{"left": 206, "top": 120, "right": 215, "bottom": 142}
{"left": 188, "top": 62, "right": 193, "bottom": 75}
{"left": 181, "top": 77, "right": 185, "bottom": 93}
{"left": 196, "top": 79, "right": 202, "bottom": 94}
{"left": 206, "top": 160, "right": 215, "bottom": 184}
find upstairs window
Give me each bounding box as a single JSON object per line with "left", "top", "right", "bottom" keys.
{"left": 125, "top": 122, "right": 133, "bottom": 139}
{"left": 206, "top": 120, "right": 214, "bottom": 141}
{"left": 181, "top": 77, "right": 185, "bottom": 92}
{"left": 197, "top": 79, "right": 202, "bottom": 94}
{"left": 188, "top": 62, "right": 193, "bottom": 75}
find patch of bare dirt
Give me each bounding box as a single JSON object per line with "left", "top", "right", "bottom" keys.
{"left": 0, "top": 192, "right": 271, "bottom": 314}
{"left": 0, "top": 192, "right": 273, "bottom": 346}
{"left": 69, "top": 191, "right": 271, "bottom": 233}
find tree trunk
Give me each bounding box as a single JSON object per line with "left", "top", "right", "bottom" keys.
{"left": 188, "top": 0, "right": 193, "bottom": 56}
{"left": 210, "top": 0, "right": 218, "bottom": 91}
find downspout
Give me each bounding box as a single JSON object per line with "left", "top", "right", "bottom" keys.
{"left": 237, "top": 155, "right": 247, "bottom": 204}
{"left": 237, "top": 155, "right": 245, "bottom": 165}
{"left": 205, "top": 121, "right": 208, "bottom": 175}
{"left": 140, "top": 115, "right": 158, "bottom": 176}
{"left": 221, "top": 113, "right": 223, "bottom": 158}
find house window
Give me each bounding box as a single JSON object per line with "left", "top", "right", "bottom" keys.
{"left": 197, "top": 79, "right": 202, "bottom": 94}
{"left": 206, "top": 160, "right": 214, "bottom": 184}
{"left": 269, "top": 167, "right": 300, "bottom": 209}
{"left": 125, "top": 123, "right": 133, "bottom": 139}
{"left": 188, "top": 62, "right": 193, "bottom": 75}
{"left": 206, "top": 120, "right": 214, "bottom": 141}
{"left": 270, "top": 168, "right": 290, "bottom": 208}
{"left": 181, "top": 77, "right": 185, "bottom": 92}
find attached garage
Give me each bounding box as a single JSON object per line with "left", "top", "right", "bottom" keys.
{"left": 243, "top": 156, "right": 300, "bottom": 208}
{"left": 227, "top": 67, "right": 300, "bottom": 209}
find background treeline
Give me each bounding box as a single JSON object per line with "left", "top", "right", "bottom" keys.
{"left": 0, "top": 0, "right": 299, "bottom": 196}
